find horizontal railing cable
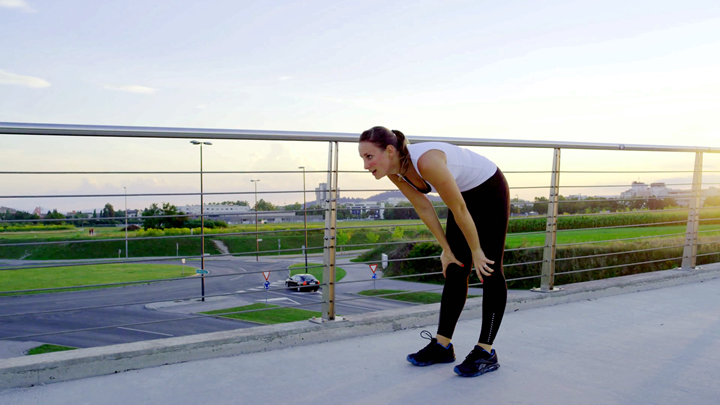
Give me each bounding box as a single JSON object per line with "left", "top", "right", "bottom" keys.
{"left": 556, "top": 232, "right": 688, "bottom": 246}
{"left": 554, "top": 257, "right": 683, "bottom": 276}
{"left": 554, "top": 244, "right": 687, "bottom": 262}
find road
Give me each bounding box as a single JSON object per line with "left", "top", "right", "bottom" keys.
{"left": 0, "top": 256, "right": 415, "bottom": 353}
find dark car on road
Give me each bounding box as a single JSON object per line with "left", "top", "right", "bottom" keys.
{"left": 285, "top": 274, "right": 320, "bottom": 292}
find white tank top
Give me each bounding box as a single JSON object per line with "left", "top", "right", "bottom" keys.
{"left": 400, "top": 142, "right": 497, "bottom": 193}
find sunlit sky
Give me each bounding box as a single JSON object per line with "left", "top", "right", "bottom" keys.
{"left": 1, "top": 0, "right": 719, "bottom": 213}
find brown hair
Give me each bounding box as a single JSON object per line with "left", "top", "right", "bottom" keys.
{"left": 359, "top": 126, "right": 412, "bottom": 175}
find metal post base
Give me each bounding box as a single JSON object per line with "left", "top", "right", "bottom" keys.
{"left": 675, "top": 266, "right": 703, "bottom": 271}
{"left": 309, "top": 315, "right": 346, "bottom": 324}
{"left": 530, "top": 287, "right": 564, "bottom": 293}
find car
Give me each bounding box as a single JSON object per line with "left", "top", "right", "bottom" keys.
{"left": 285, "top": 274, "right": 320, "bottom": 292}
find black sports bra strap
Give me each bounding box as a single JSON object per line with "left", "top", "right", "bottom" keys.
{"left": 400, "top": 174, "right": 432, "bottom": 194}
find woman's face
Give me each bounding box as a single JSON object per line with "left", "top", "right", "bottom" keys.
{"left": 359, "top": 141, "right": 395, "bottom": 179}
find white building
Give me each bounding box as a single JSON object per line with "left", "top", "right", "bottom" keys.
{"left": 350, "top": 201, "right": 386, "bottom": 219}
{"left": 180, "top": 204, "right": 251, "bottom": 216}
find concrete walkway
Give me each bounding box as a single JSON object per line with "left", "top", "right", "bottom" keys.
{"left": 2, "top": 275, "right": 719, "bottom": 404}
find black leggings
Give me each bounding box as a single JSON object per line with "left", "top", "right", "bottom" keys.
{"left": 437, "top": 168, "right": 510, "bottom": 345}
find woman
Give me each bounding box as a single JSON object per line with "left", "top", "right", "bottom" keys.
{"left": 359, "top": 126, "right": 510, "bottom": 378}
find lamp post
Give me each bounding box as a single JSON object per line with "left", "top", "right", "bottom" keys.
{"left": 298, "top": 166, "right": 308, "bottom": 272}
{"left": 191, "top": 140, "right": 212, "bottom": 301}
{"left": 123, "top": 186, "right": 128, "bottom": 259}
{"left": 251, "top": 179, "right": 260, "bottom": 261}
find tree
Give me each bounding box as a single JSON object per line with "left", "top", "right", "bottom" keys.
{"left": 101, "top": 203, "right": 115, "bottom": 219}
{"left": 285, "top": 202, "right": 302, "bottom": 213}
{"left": 533, "top": 197, "right": 549, "bottom": 215}
{"left": 255, "top": 199, "right": 277, "bottom": 211}
{"left": 142, "top": 202, "right": 188, "bottom": 230}
{"left": 45, "top": 210, "right": 66, "bottom": 225}
{"left": 704, "top": 195, "right": 720, "bottom": 207}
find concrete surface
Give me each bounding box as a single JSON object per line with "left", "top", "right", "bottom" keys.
{"left": 2, "top": 270, "right": 719, "bottom": 404}
{"left": 1, "top": 264, "right": 719, "bottom": 396}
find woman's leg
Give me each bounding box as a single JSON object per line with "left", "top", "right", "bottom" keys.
{"left": 436, "top": 210, "right": 473, "bottom": 340}
{"left": 436, "top": 169, "right": 510, "bottom": 344}
{"left": 472, "top": 170, "right": 510, "bottom": 346}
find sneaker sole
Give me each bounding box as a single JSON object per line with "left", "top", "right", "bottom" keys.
{"left": 406, "top": 355, "right": 456, "bottom": 367}
{"left": 453, "top": 363, "right": 500, "bottom": 377}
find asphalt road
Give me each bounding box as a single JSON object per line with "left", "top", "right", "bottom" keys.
{"left": 0, "top": 256, "right": 413, "bottom": 352}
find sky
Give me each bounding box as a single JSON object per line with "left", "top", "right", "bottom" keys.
{"left": 1, "top": 0, "right": 720, "bottom": 213}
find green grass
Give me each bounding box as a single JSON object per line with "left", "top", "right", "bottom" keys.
{"left": 25, "top": 344, "right": 77, "bottom": 355}
{"left": 289, "top": 262, "right": 347, "bottom": 282}
{"left": 506, "top": 224, "right": 720, "bottom": 248}
{"left": 357, "top": 289, "right": 480, "bottom": 304}
{"left": 202, "top": 303, "right": 322, "bottom": 324}
{"left": 0, "top": 263, "right": 191, "bottom": 295}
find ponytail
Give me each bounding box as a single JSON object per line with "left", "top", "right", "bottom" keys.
{"left": 391, "top": 129, "right": 412, "bottom": 175}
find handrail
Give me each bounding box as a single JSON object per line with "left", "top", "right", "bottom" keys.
{"left": 2, "top": 122, "right": 719, "bottom": 152}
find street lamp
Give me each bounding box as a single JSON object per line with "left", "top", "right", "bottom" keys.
{"left": 298, "top": 166, "right": 308, "bottom": 272}
{"left": 251, "top": 179, "right": 260, "bottom": 261}
{"left": 191, "top": 140, "right": 212, "bottom": 299}
{"left": 123, "top": 186, "right": 128, "bottom": 259}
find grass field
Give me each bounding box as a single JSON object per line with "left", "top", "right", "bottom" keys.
{"left": 202, "top": 303, "right": 322, "bottom": 324}
{"left": 25, "top": 344, "right": 77, "bottom": 355}
{"left": 0, "top": 263, "right": 190, "bottom": 294}
{"left": 506, "top": 224, "right": 720, "bottom": 248}
{"left": 289, "top": 262, "right": 347, "bottom": 282}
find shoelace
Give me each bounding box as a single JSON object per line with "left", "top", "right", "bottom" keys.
{"left": 462, "top": 347, "right": 488, "bottom": 364}
{"left": 416, "top": 330, "right": 437, "bottom": 355}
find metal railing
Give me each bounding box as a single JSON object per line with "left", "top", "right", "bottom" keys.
{"left": 1, "top": 122, "right": 719, "bottom": 347}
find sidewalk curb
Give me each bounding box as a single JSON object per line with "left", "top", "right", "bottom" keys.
{"left": 2, "top": 265, "right": 719, "bottom": 390}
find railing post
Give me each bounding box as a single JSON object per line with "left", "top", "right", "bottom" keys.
{"left": 536, "top": 148, "right": 562, "bottom": 292}
{"left": 682, "top": 152, "right": 703, "bottom": 269}
{"left": 321, "top": 141, "right": 339, "bottom": 321}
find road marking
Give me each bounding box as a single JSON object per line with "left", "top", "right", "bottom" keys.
{"left": 229, "top": 267, "right": 248, "bottom": 281}
{"left": 236, "top": 290, "right": 246, "bottom": 293}
{"left": 256, "top": 297, "right": 301, "bottom": 305}
{"left": 117, "top": 327, "right": 174, "bottom": 337}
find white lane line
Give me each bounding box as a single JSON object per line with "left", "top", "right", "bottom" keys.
{"left": 117, "top": 327, "right": 174, "bottom": 337}
{"left": 236, "top": 290, "right": 246, "bottom": 293}
{"left": 255, "top": 297, "right": 301, "bottom": 305}
{"left": 229, "top": 267, "right": 248, "bottom": 281}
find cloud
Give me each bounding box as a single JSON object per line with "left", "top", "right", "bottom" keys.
{"left": 0, "top": 0, "right": 35, "bottom": 12}
{"left": 103, "top": 84, "right": 157, "bottom": 94}
{"left": 278, "top": 76, "right": 293, "bottom": 81}
{"left": 0, "top": 70, "right": 50, "bottom": 88}
{"left": 197, "top": 104, "right": 207, "bottom": 109}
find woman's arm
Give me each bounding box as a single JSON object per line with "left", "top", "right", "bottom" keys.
{"left": 416, "top": 150, "right": 495, "bottom": 280}
{"left": 388, "top": 174, "right": 465, "bottom": 276}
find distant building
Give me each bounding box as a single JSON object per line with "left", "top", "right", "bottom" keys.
{"left": 350, "top": 201, "right": 385, "bottom": 219}
{"left": 386, "top": 197, "right": 410, "bottom": 205}
{"left": 315, "top": 183, "right": 340, "bottom": 204}
{"left": 180, "top": 204, "right": 251, "bottom": 216}
{"left": 0, "top": 206, "right": 16, "bottom": 214}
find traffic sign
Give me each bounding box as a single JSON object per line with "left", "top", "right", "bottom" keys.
{"left": 372, "top": 273, "right": 377, "bottom": 279}
{"left": 196, "top": 269, "right": 209, "bottom": 275}
{"left": 262, "top": 271, "right": 270, "bottom": 281}
{"left": 264, "top": 281, "right": 270, "bottom": 290}
{"left": 369, "top": 264, "right": 377, "bottom": 274}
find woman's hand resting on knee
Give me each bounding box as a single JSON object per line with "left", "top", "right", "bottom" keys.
{"left": 472, "top": 249, "right": 495, "bottom": 282}
{"left": 441, "top": 249, "right": 465, "bottom": 278}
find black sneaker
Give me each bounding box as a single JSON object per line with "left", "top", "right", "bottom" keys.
{"left": 406, "top": 330, "right": 455, "bottom": 366}
{"left": 453, "top": 346, "right": 500, "bottom": 377}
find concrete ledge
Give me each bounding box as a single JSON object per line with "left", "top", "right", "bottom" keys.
{"left": 2, "top": 264, "right": 719, "bottom": 390}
